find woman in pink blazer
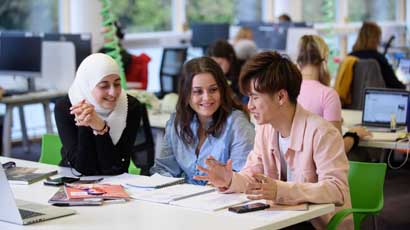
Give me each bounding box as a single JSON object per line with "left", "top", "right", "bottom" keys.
{"left": 195, "top": 51, "right": 352, "bottom": 229}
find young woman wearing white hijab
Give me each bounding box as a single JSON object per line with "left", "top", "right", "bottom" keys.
{"left": 54, "top": 53, "right": 143, "bottom": 175}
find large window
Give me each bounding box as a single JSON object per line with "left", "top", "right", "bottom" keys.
{"left": 186, "top": 0, "right": 261, "bottom": 25}
{"left": 348, "top": 0, "right": 397, "bottom": 22}
{"left": 0, "top": 0, "right": 58, "bottom": 32}
{"left": 111, "top": 0, "right": 172, "bottom": 33}
{"left": 302, "top": 0, "right": 336, "bottom": 23}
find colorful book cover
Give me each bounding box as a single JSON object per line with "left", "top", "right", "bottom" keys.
{"left": 64, "top": 183, "right": 130, "bottom": 200}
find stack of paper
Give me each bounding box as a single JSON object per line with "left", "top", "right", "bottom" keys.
{"left": 170, "top": 191, "right": 249, "bottom": 211}
{"left": 134, "top": 184, "right": 215, "bottom": 204}
{"left": 126, "top": 173, "right": 184, "bottom": 189}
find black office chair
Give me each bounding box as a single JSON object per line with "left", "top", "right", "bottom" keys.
{"left": 131, "top": 103, "right": 155, "bottom": 176}
{"left": 158, "top": 47, "right": 187, "bottom": 98}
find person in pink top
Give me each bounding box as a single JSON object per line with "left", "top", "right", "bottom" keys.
{"left": 194, "top": 51, "right": 352, "bottom": 229}
{"left": 296, "top": 35, "right": 370, "bottom": 153}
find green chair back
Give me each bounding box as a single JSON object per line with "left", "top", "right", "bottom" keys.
{"left": 39, "top": 134, "right": 62, "bottom": 165}
{"left": 39, "top": 134, "right": 141, "bottom": 175}
{"left": 128, "top": 160, "right": 141, "bottom": 175}
{"left": 327, "top": 161, "right": 387, "bottom": 230}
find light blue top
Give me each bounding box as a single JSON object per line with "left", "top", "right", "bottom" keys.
{"left": 150, "top": 110, "right": 255, "bottom": 185}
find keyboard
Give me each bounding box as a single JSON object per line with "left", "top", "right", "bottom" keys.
{"left": 19, "top": 209, "right": 44, "bottom": 219}
{"left": 364, "top": 132, "right": 406, "bottom": 141}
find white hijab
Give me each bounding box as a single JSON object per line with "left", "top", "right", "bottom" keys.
{"left": 68, "top": 53, "right": 128, "bottom": 145}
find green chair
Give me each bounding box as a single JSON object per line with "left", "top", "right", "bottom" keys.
{"left": 39, "top": 134, "right": 63, "bottom": 165}
{"left": 128, "top": 160, "right": 141, "bottom": 175}
{"left": 40, "top": 134, "right": 141, "bottom": 175}
{"left": 327, "top": 161, "right": 387, "bottom": 230}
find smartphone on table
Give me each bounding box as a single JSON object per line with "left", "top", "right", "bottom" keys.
{"left": 43, "top": 176, "right": 80, "bottom": 186}
{"left": 228, "top": 202, "right": 270, "bottom": 213}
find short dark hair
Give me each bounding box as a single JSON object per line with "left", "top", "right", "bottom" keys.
{"left": 175, "top": 56, "right": 245, "bottom": 145}
{"left": 239, "top": 51, "right": 302, "bottom": 104}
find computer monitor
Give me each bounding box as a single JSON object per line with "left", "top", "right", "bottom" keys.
{"left": 43, "top": 33, "right": 92, "bottom": 69}
{"left": 0, "top": 32, "right": 42, "bottom": 77}
{"left": 239, "top": 22, "right": 288, "bottom": 51}
{"left": 191, "top": 23, "right": 230, "bottom": 49}
{"left": 362, "top": 88, "right": 410, "bottom": 127}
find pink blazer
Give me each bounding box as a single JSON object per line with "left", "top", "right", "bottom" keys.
{"left": 227, "top": 105, "right": 352, "bottom": 229}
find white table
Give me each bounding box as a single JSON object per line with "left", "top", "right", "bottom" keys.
{"left": 0, "top": 90, "right": 67, "bottom": 157}
{"left": 342, "top": 109, "right": 410, "bottom": 150}
{"left": 0, "top": 157, "right": 335, "bottom": 230}
{"left": 147, "top": 110, "right": 170, "bottom": 129}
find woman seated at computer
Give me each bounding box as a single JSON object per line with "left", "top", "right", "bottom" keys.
{"left": 150, "top": 57, "right": 255, "bottom": 185}
{"left": 195, "top": 52, "right": 352, "bottom": 229}
{"left": 231, "top": 27, "right": 258, "bottom": 63}
{"left": 297, "top": 34, "right": 371, "bottom": 153}
{"left": 55, "top": 53, "right": 142, "bottom": 175}
{"left": 206, "top": 40, "right": 246, "bottom": 102}
{"left": 349, "top": 21, "right": 405, "bottom": 89}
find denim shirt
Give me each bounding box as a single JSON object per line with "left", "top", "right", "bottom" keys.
{"left": 150, "top": 110, "right": 255, "bottom": 185}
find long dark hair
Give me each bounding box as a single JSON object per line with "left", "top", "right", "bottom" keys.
{"left": 174, "top": 57, "right": 245, "bottom": 145}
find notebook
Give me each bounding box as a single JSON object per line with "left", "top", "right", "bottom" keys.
{"left": 5, "top": 166, "right": 58, "bottom": 185}
{"left": 134, "top": 184, "right": 215, "bottom": 204}
{"left": 169, "top": 191, "right": 249, "bottom": 211}
{"left": 126, "top": 173, "right": 184, "bottom": 189}
{"left": 361, "top": 88, "right": 410, "bottom": 131}
{"left": 0, "top": 167, "right": 75, "bottom": 225}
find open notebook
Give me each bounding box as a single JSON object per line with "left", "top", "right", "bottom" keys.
{"left": 169, "top": 191, "right": 249, "bottom": 211}
{"left": 134, "top": 184, "right": 215, "bottom": 204}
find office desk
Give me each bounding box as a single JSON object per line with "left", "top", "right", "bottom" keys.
{"left": 147, "top": 110, "right": 170, "bottom": 129}
{"left": 0, "top": 90, "right": 67, "bottom": 157}
{"left": 342, "top": 109, "right": 410, "bottom": 150}
{"left": 0, "top": 157, "right": 335, "bottom": 230}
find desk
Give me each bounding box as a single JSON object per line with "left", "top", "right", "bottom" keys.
{"left": 147, "top": 110, "right": 170, "bottom": 129}
{"left": 0, "top": 90, "right": 67, "bottom": 157}
{"left": 0, "top": 157, "right": 335, "bottom": 230}
{"left": 342, "top": 109, "right": 410, "bottom": 150}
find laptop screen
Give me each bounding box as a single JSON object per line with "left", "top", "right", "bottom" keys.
{"left": 362, "top": 88, "right": 410, "bottom": 126}
{"left": 396, "top": 58, "right": 410, "bottom": 84}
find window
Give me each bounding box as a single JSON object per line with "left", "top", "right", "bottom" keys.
{"left": 348, "top": 0, "right": 397, "bottom": 22}
{"left": 302, "top": 0, "right": 336, "bottom": 23}
{"left": 186, "top": 0, "right": 261, "bottom": 25}
{"left": 111, "top": 0, "right": 172, "bottom": 33}
{"left": 0, "top": 0, "right": 58, "bottom": 32}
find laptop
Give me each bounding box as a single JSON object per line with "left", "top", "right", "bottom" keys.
{"left": 396, "top": 58, "right": 410, "bottom": 84}
{"left": 0, "top": 167, "right": 75, "bottom": 225}
{"left": 361, "top": 88, "right": 410, "bottom": 132}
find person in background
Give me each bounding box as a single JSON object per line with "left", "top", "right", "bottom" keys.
{"left": 99, "top": 21, "right": 150, "bottom": 89}
{"left": 206, "top": 39, "right": 246, "bottom": 102}
{"left": 195, "top": 51, "right": 352, "bottom": 229}
{"left": 278, "top": 13, "right": 292, "bottom": 23}
{"left": 296, "top": 35, "right": 371, "bottom": 153}
{"left": 232, "top": 27, "right": 258, "bottom": 63}
{"left": 55, "top": 53, "right": 143, "bottom": 175}
{"left": 349, "top": 21, "right": 405, "bottom": 89}
{"left": 150, "top": 57, "right": 255, "bottom": 185}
